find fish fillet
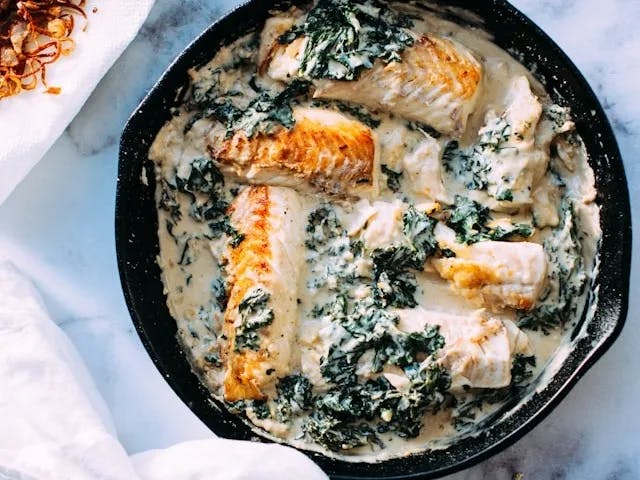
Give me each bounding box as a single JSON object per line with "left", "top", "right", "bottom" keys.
{"left": 397, "top": 308, "right": 530, "bottom": 390}
{"left": 207, "top": 107, "right": 377, "bottom": 196}
{"left": 432, "top": 238, "right": 548, "bottom": 311}
{"left": 263, "top": 33, "right": 483, "bottom": 137}
{"left": 222, "top": 185, "right": 305, "bottom": 401}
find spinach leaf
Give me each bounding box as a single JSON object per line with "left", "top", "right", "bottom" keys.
{"left": 447, "top": 195, "right": 533, "bottom": 244}
{"left": 381, "top": 164, "right": 402, "bottom": 192}
{"left": 321, "top": 298, "right": 444, "bottom": 381}
{"left": 442, "top": 118, "right": 513, "bottom": 192}
{"left": 304, "top": 412, "right": 382, "bottom": 451}
{"left": 191, "top": 78, "right": 310, "bottom": 139}
{"left": 234, "top": 288, "right": 274, "bottom": 351}
{"left": 495, "top": 189, "right": 513, "bottom": 202}
{"left": 158, "top": 179, "right": 182, "bottom": 222}
{"left": 305, "top": 204, "right": 345, "bottom": 249}
{"left": 403, "top": 205, "right": 438, "bottom": 263}
{"left": 306, "top": 362, "right": 450, "bottom": 450}
{"left": 374, "top": 267, "right": 418, "bottom": 308}
{"left": 211, "top": 277, "right": 228, "bottom": 311}
{"left": 442, "top": 140, "right": 490, "bottom": 191}
{"left": 207, "top": 217, "right": 245, "bottom": 247}
{"left": 370, "top": 207, "right": 438, "bottom": 308}
{"left": 226, "top": 79, "right": 311, "bottom": 137}
{"left": 280, "top": 0, "right": 414, "bottom": 81}
{"left": 518, "top": 201, "right": 586, "bottom": 332}
{"left": 176, "top": 157, "right": 224, "bottom": 195}
{"left": 276, "top": 375, "right": 313, "bottom": 421}
{"left": 371, "top": 324, "right": 444, "bottom": 373}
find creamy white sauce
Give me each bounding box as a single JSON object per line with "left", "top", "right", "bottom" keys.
{"left": 148, "top": 1, "right": 600, "bottom": 462}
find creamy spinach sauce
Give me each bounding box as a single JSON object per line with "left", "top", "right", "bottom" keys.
{"left": 148, "top": 0, "right": 600, "bottom": 461}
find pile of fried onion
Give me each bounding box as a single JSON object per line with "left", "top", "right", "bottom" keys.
{"left": 0, "top": 0, "right": 87, "bottom": 100}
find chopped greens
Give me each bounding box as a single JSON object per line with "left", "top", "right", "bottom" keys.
{"left": 381, "top": 164, "right": 403, "bottom": 192}
{"left": 442, "top": 117, "right": 514, "bottom": 194}
{"left": 176, "top": 157, "right": 224, "bottom": 195}
{"left": 207, "top": 217, "right": 245, "bottom": 247}
{"left": 306, "top": 361, "right": 450, "bottom": 450}
{"left": 304, "top": 413, "right": 381, "bottom": 451}
{"left": 171, "top": 158, "right": 243, "bottom": 248}
{"left": 279, "top": 0, "right": 414, "bottom": 81}
{"left": 276, "top": 375, "right": 313, "bottom": 421}
{"left": 234, "top": 288, "right": 274, "bottom": 351}
{"left": 211, "top": 277, "right": 228, "bottom": 311}
{"left": 305, "top": 290, "right": 449, "bottom": 450}
{"left": 518, "top": 201, "right": 586, "bottom": 333}
{"left": 442, "top": 140, "right": 490, "bottom": 191}
{"left": 477, "top": 116, "right": 512, "bottom": 153}
{"left": 305, "top": 204, "right": 345, "bottom": 249}
{"left": 158, "top": 179, "right": 181, "bottom": 222}
{"left": 495, "top": 189, "right": 514, "bottom": 202}
{"left": 447, "top": 196, "right": 533, "bottom": 244}
{"left": 403, "top": 206, "right": 438, "bottom": 263}
{"left": 372, "top": 249, "right": 419, "bottom": 308}
{"left": 371, "top": 206, "right": 438, "bottom": 308}
{"left": 194, "top": 79, "right": 310, "bottom": 138}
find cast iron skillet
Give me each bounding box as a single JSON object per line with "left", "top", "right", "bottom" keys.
{"left": 116, "top": 1, "right": 632, "bottom": 478}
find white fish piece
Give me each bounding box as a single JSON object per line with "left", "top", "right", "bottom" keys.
{"left": 207, "top": 107, "right": 378, "bottom": 197}
{"left": 480, "top": 76, "right": 547, "bottom": 206}
{"left": 221, "top": 185, "right": 305, "bottom": 401}
{"left": 432, "top": 227, "right": 548, "bottom": 311}
{"left": 402, "top": 136, "right": 449, "bottom": 202}
{"left": 360, "top": 199, "right": 406, "bottom": 250}
{"left": 313, "top": 36, "right": 483, "bottom": 137}
{"left": 263, "top": 33, "right": 483, "bottom": 137}
{"left": 397, "top": 308, "right": 525, "bottom": 390}
{"left": 258, "top": 11, "right": 306, "bottom": 80}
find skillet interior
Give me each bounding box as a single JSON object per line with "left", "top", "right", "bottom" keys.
{"left": 116, "top": 1, "right": 631, "bottom": 478}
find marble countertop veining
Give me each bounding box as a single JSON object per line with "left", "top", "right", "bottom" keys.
{"left": 0, "top": 0, "right": 638, "bottom": 478}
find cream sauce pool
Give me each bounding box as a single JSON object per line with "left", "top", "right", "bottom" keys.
{"left": 148, "top": 0, "right": 600, "bottom": 462}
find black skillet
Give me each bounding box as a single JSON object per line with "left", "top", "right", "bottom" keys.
{"left": 116, "top": 1, "right": 632, "bottom": 478}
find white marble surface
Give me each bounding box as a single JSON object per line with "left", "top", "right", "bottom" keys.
{"left": 0, "top": 0, "right": 638, "bottom": 478}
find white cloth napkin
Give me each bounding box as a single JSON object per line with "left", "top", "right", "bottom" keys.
{"left": 0, "top": 260, "right": 328, "bottom": 480}
{"left": 0, "top": 1, "right": 155, "bottom": 205}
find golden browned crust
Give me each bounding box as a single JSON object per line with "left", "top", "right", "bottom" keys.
{"left": 208, "top": 109, "right": 375, "bottom": 195}
{"left": 222, "top": 186, "right": 272, "bottom": 401}
{"left": 410, "top": 35, "right": 482, "bottom": 101}
{"left": 433, "top": 260, "right": 535, "bottom": 311}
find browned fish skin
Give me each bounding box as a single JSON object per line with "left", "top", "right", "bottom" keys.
{"left": 221, "top": 186, "right": 304, "bottom": 402}
{"left": 222, "top": 186, "right": 272, "bottom": 401}
{"left": 208, "top": 108, "right": 376, "bottom": 196}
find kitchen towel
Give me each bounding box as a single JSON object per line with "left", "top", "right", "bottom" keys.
{"left": 0, "top": 1, "right": 155, "bottom": 205}
{"left": 0, "top": 260, "right": 328, "bottom": 480}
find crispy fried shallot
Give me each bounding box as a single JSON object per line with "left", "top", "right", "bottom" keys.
{"left": 0, "top": 0, "right": 88, "bottom": 100}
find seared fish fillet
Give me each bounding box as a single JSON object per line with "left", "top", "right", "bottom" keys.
{"left": 432, "top": 233, "right": 547, "bottom": 311}
{"left": 397, "top": 308, "right": 530, "bottom": 390}
{"left": 263, "top": 33, "right": 483, "bottom": 137}
{"left": 207, "top": 107, "right": 377, "bottom": 196}
{"left": 222, "top": 186, "right": 305, "bottom": 401}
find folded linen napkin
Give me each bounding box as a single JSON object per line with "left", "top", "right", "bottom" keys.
{"left": 0, "top": 260, "right": 328, "bottom": 480}
{"left": 0, "top": 1, "right": 155, "bottom": 205}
